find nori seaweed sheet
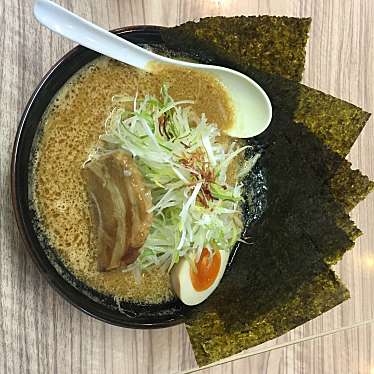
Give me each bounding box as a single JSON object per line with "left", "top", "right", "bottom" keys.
{"left": 183, "top": 98, "right": 364, "bottom": 364}
{"left": 245, "top": 71, "right": 368, "bottom": 264}
{"left": 295, "top": 86, "right": 371, "bottom": 158}
{"left": 185, "top": 134, "right": 352, "bottom": 363}
{"left": 258, "top": 77, "right": 373, "bottom": 212}
{"left": 161, "top": 17, "right": 373, "bottom": 366}
{"left": 161, "top": 16, "right": 311, "bottom": 82}
{"left": 329, "top": 160, "right": 374, "bottom": 212}
{"left": 185, "top": 134, "right": 353, "bottom": 364}
{"left": 187, "top": 268, "right": 349, "bottom": 365}
{"left": 255, "top": 132, "right": 361, "bottom": 265}
{"left": 247, "top": 69, "right": 371, "bottom": 160}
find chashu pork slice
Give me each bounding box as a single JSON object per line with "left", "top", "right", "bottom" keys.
{"left": 81, "top": 150, "right": 153, "bottom": 271}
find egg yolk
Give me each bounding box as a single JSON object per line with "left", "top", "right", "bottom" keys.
{"left": 190, "top": 248, "right": 221, "bottom": 291}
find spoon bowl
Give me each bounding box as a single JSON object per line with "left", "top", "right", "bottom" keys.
{"left": 34, "top": 0, "right": 272, "bottom": 138}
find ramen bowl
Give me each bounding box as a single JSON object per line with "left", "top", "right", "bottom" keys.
{"left": 11, "top": 26, "right": 266, "bottom": 328}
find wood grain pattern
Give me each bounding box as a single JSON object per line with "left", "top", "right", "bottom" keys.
{"left": 0, "top": 0, "right": 373, "bottom": 373}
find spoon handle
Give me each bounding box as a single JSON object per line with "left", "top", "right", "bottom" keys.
{"left": 34, "top": 0, "right": 156, "bottom": 69}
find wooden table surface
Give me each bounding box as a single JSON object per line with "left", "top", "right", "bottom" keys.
{"left": 1, "top": 0, "right": 374, "bottom": 373}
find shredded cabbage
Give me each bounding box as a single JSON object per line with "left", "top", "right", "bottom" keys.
{"left": 92, "top": 85, "right": 259, "bottom": 272}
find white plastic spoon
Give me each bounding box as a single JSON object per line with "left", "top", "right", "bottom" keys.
{"left": 34, "top": 0, "right": 272, "bottom": 138}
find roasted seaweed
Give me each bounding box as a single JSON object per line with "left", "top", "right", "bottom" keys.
{"left": 161, "top": 16, "right": 311, "bottom": 82}
{"left": 256, "top": 132, "right": 361, "bottom": 265}
{"left": 187, "top": 268, "right": 348, "bottom": 365}
{"left": 329, "top": 160, "right": 374, "bottom": 212}
{"left": 161, "top": 16, "right": 373, "bottom": 366}
{"left": 183, "top": 115, "right": 359, "bottom": 364}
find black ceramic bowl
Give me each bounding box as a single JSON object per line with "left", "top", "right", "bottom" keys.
{"left": 12, "top": 26, "right": 266, "bottom": 328}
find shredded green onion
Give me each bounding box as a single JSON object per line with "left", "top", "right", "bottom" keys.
{"left": 91, "top": 85, "right": 259, "bottom": 272}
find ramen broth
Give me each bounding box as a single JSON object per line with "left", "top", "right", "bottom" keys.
{"left": 32, "top": 56, "right": 236, "bottom": 303}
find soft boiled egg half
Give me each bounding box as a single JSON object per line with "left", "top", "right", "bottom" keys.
{"left": 170, "top": 248, "right": 229, "bottom": 305}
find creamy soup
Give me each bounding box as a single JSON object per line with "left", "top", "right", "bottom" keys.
{"left": 32, "top": 56, "right": 235, "bottom": 303}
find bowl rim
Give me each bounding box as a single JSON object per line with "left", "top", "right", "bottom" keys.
{"left": 10, "top": 24, "right": 191, "bottom": 329}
